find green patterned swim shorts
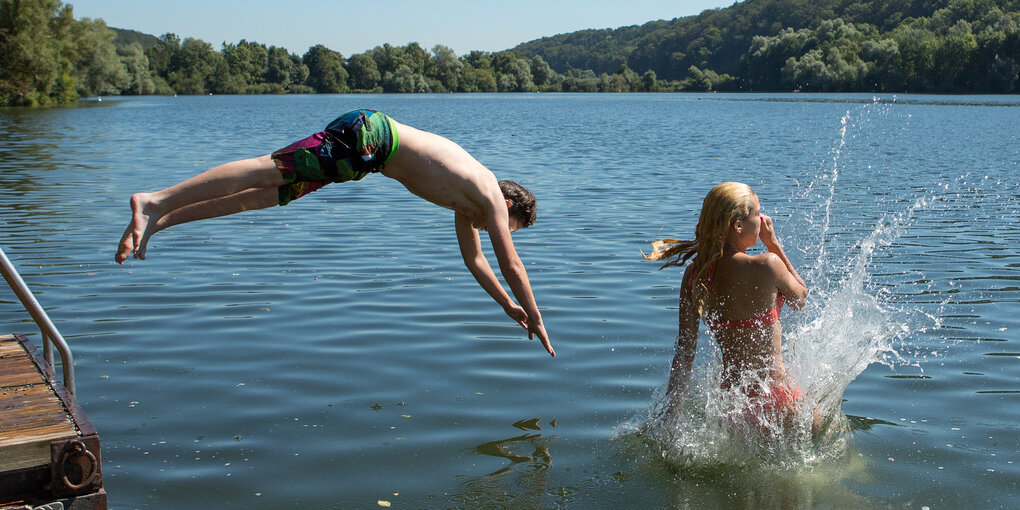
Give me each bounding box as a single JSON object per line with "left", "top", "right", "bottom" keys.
{"left": 270, "top": 109, "right": 400, "bottom": 205}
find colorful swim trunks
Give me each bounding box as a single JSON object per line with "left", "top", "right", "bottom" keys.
{"left": 271, "top": 109, "right": 400, "bottom": 205}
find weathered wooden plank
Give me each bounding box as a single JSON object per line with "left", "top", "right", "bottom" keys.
{"left": 0, "top": 335, "right": 78, "bottom": 471}
{"left": 0, "top": 430, "right": 78, "bottom": 472}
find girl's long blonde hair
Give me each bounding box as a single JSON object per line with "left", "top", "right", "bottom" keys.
{"left": 643, "top": 182, "right": 758, "bottom": 316}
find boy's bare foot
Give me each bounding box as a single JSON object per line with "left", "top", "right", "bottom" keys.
{"left": 115, "top": 193, "right": 161, "bottom": 263}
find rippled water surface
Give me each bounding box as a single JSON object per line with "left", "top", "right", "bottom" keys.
{"left": 1, "top": 93, "right": 1017, "bottom": 509}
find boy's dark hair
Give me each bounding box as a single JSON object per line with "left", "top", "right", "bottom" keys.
{"left": 499, "top": 180, "right": 537, "bottom": 228}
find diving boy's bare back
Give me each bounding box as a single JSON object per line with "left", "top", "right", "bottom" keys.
{"left": 383, "top": 121, "right": 502, "bottom": 223}
{"left": 115, "top": 111, "right": 553, "bottom": 356}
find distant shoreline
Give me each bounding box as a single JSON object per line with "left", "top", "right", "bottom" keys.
{"left": 4, "top": 1, "right": 1017, "bottom": 107}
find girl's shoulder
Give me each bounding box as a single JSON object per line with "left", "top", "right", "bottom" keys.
{"left": 748, "top": 252, "right": 786, "bottom": 276}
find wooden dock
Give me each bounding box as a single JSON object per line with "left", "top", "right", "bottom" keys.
{"left": 0, "top": 334, "right": 106, "bottom": 509}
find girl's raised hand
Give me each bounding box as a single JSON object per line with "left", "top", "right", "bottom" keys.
{"left": 759, "top": 214, "right": 780, "bottom": 250}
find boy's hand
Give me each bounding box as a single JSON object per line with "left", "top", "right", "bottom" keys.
{"left": 504, "top": 304, "right": 555, "bottom": 357}
{"left": 504, "top": 303, "right": 529, "bottom": 330}
{"left": 529, "top": 321, "right": 555, "bottom": 357}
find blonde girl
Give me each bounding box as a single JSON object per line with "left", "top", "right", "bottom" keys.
{"left": 645, "top": 182, "right": 809, "bottom": 427}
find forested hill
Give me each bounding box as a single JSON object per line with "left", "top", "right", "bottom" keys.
{"left": 2, "top": 0, "right": 1017, "bottom": 106}
{"left": 512, "top": 0, "right": 1020, "bottom": 91}
{"left": 112, "top": 28, "right": 162, "bottom": 50}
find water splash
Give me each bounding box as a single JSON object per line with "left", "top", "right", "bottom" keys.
{"left": 785, "top": 196, "right": 931, "bottom": 422}
{"left": 810, "top": 108, "right": 848, "bottom": 278}
{"left": 631, "top": 99, "right": 934, "bottom": 470}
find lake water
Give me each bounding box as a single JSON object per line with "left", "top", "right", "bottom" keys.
{"left": 1, "top": 93, "right": 1017, "bottom": 509}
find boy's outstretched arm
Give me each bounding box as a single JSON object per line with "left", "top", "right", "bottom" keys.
{"left": 480, "top": 206, "right": 554, "bottom": 357}
{"left": 455, "top": 212, "right": 555, "bottom": 357}
{"left": 455, "top": 213, "right": 528, "bottom": 328}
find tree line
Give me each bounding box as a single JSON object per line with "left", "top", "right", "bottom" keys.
{"left": 2, "top": 0, "right": 1017, "bottom": 106}
{"left": 515, "top": 0, "right": 1019, "bottom": 93}
{"left": 0, "top": 0, "right": 670, "bottom": 106}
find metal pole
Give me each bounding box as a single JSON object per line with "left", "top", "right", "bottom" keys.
{"left": 0, "top": 247, "right": 76, "bottom": 395}
{"left": 44, "top": 331, "right": 54, "bottom": 369}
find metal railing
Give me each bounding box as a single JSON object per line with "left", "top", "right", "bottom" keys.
{"left": 0, "top": 246, "right": 76, "bottom": 395}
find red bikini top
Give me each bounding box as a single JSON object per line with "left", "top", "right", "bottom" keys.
{"left": 687, "top": 257, "right": 784, "bottom": 330}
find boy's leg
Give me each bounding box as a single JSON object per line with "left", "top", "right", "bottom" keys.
{"left": 157, "top": 187, "right": 281, "bottom": 230}
{"left": 134, "top": 186, "right": 280, "bottom": 258}
{"left": 141, "top": 154, "right": 282, "bottom": 214}
{"left": 116, "top": 155, "right": 283, "bottom": 263}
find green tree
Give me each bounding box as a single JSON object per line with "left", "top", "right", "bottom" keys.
{"left": 490, "top": 51, "right": 519, "bottom": 76}
{"left": 383, "top": 64, "right": 429, "bottom": 92}
{"left": 642, "top": 69, "right": 659, "bottom": 91}
{"left": 744, "top": 28, "right": 811, "bottom": 90}
{"left": 560, "top": 69, "right": 598, "bottom": 92}
{"left": 498, "top": 73, "right": 517, "bottom": 92}
{"left": 458, "top": 63, "right": 479, "bottom": 92}
{"left": 473, "top": 67, "right": 498, "bottom": 92}
{"left": 682, "top": 65, "right": 735, "bottom": 91}
{"left": 68, "top": 17, "right": 128, "bottom": 96}
{"left": 933, "top": 20, "right": 980, "bottom": 90}
{"left": 118, "top": 43, "right": 155, "bottom": 95}
{"left": 0, "top": 0, "right": 75, "bottom": 105}
{"left": 599, "top": 72, "right": 630, "bottom": 92}
{"left": 167, "top": 37, "right": 219, "bottom": 94}
{"left": 862, "top": 38, "right": 904, "bottom": 89}
{"left": 428, "top": 44, "right": 462, "bottom": 92}
{"left": 892, "top": 25, "right": 938, "bottom": 90}
{"left": 463, "top": 50, "right": 493, "bottom": 72}
{"left": 222, "top": 40, "right": 268, "bottom": 87}
{"left": 682, "top": 65, "right": 714, "bottom": 91}
{"left": 210, "top": 60, "right": 239, "bottom": 93}
{"left": 347, "top": 53, "right": 381, "bottom": 90}
{"left": 402, "top": 42, "right": 429, "bottom": 75}
{"left": 530, "top": 55, "right": 553, "bottom": 87}
{"left": 973, "top": 7, "right": 1019, "bottom": 91}
{"left": 265, "top": 46, "right": 308, "bottom": 90}
{"left": 507, "top": 57, "right": 534, "bottom": 91}
{"left": 368, "top": 43, "right": 402, "bottom": 75}
{"left": 145, "top": 33, "right": 180, "bottom": 80}
{"left": 303, "top": 44, "right": 348, "bottom": 93}
{"left": 616, "top": 63, "right": 641, "bottom": 91}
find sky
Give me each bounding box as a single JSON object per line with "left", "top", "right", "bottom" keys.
{"left": 70, "top": 0, "right": 738, "bottom": 57}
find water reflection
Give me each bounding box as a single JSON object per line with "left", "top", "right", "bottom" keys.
{"left": 474, "top": 432, "right": 551, "bottom": 477}
{"left": 845, "top": 414, "right": 898, "bottom": 431}
{"left": 663, "top": 463, "right": 877, "bottom": 510}
{"left": 437, "top": 421, "right": 560, "bottom": 508}
{"left": 0, "top": 108, "right": 59, "bottom": 195}
{"left": 608, "top": 433, "right": 877, "bottom": 510}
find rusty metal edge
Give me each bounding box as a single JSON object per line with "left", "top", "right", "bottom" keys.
{"left": 8, "top": 334, "right": 104, "bottom": 499}
{"left": 14, "top": 335, "right": 97, "bottom": 438}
